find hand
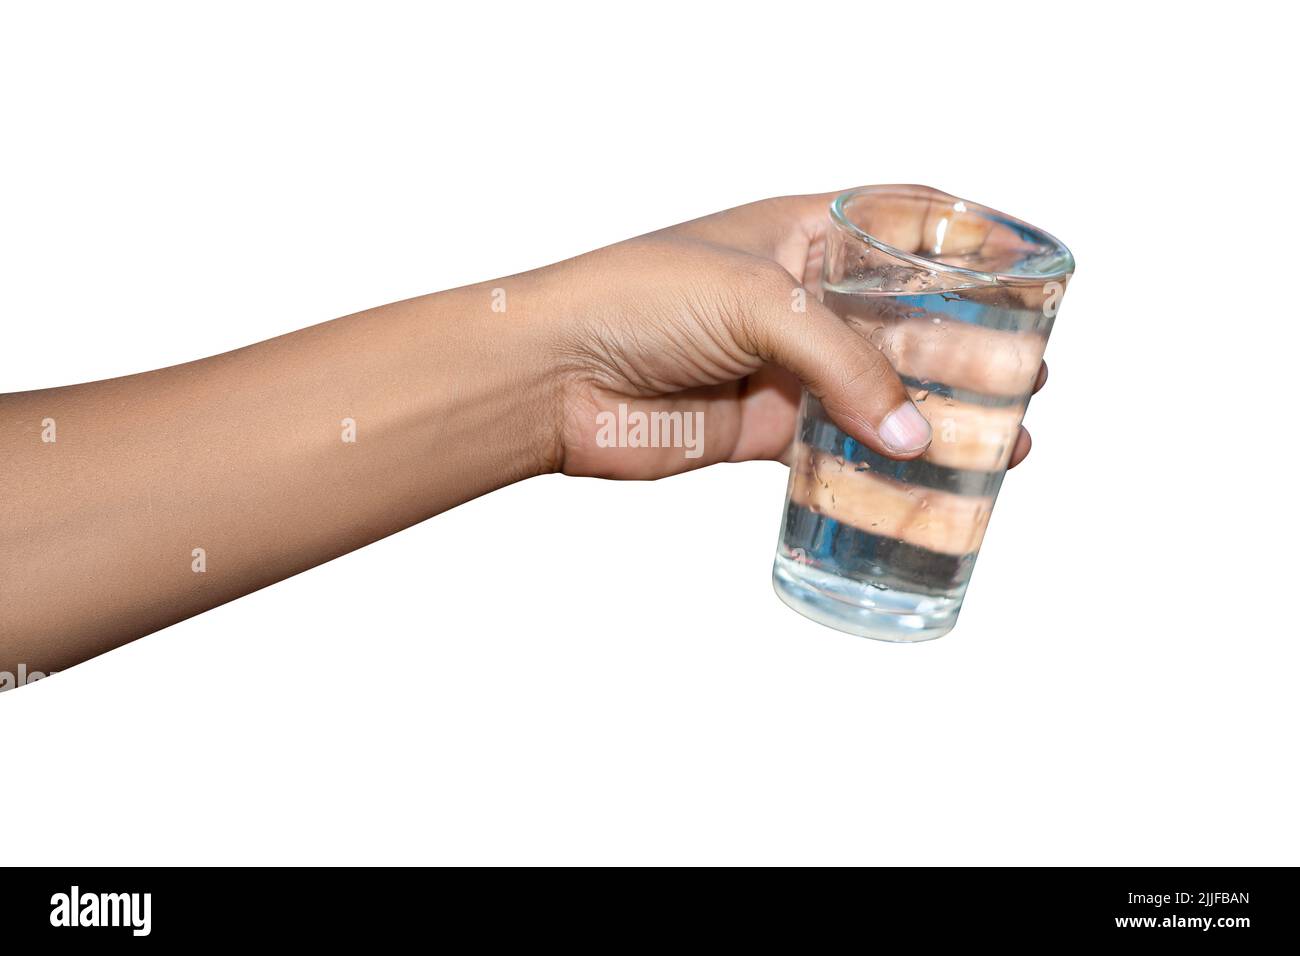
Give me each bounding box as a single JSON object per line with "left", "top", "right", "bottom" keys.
{"left": 539, "top": 190, "right": 1043, "bottom": 480}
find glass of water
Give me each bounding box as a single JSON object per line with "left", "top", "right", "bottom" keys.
{"left": 773, "top": 185, "right": 1074, "bottom": 641}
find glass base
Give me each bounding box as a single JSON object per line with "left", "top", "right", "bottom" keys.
{"left": 771, "top": 554, "right": 962, "bottom": 643}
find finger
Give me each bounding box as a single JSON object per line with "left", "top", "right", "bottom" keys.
{"left": 913, "top": 393, "right": 1024, "bottom": 471}
{"left": 730, "top": 364, "right": 801, "bottom": 463}
{"left": 743, "top": 268, "right": 930, "bottom": 460}
{"left": 838, "top": 304, "right": 1048, "bottom": 397}
{"left": 669, "top": 190, "right": 843, "bottom": 252}
{"left": 665, "top": 190, "right": 846, "bottom": 285}
{"left": 792, "top": 446, "right": 992, "bottom": 556}
{"left": 1007, "top": 426, "right": 1032, "bottom": 468}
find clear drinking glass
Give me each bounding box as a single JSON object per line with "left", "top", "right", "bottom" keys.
{"left": 773, "top": 185, "right": 1074, "bottom": 642}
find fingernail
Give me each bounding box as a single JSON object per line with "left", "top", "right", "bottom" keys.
{"left": 878, "top": 402, "right": 931, "bottom": 453}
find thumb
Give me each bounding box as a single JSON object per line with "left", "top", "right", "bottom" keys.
{"left": 742, "top": 270, "right": 931, "bottom": 459}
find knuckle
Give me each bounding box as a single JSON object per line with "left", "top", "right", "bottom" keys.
{"left": 839, "top": 350, "right": 895, "bottom": 394}
{"left": 743, "top": 257, "right": 798, "bottom": 297}
{"left": 837, "top": 343, "right": 899, "bottom": 395}
{"left": 717, "top": 256, "right": 793, "bottom": 329}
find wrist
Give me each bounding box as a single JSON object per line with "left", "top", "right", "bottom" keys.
{"left": 439, "top": 268, "right": 570, "bottom": 480}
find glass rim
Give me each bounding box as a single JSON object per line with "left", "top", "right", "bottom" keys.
{"left": 829, "top": 185, "right": 1075, "bottom": 285}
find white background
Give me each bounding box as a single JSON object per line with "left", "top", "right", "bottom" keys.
{"left": 1, "top": 1, "right": 1294, "bottom": 865}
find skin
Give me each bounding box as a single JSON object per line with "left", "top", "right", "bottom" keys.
{"left": 0, "top": 188, "right": 1044, "bottom": 683}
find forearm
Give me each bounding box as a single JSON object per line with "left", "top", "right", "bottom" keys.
{"left": 0, "top": 275, "right": 561, "bottom": 675}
